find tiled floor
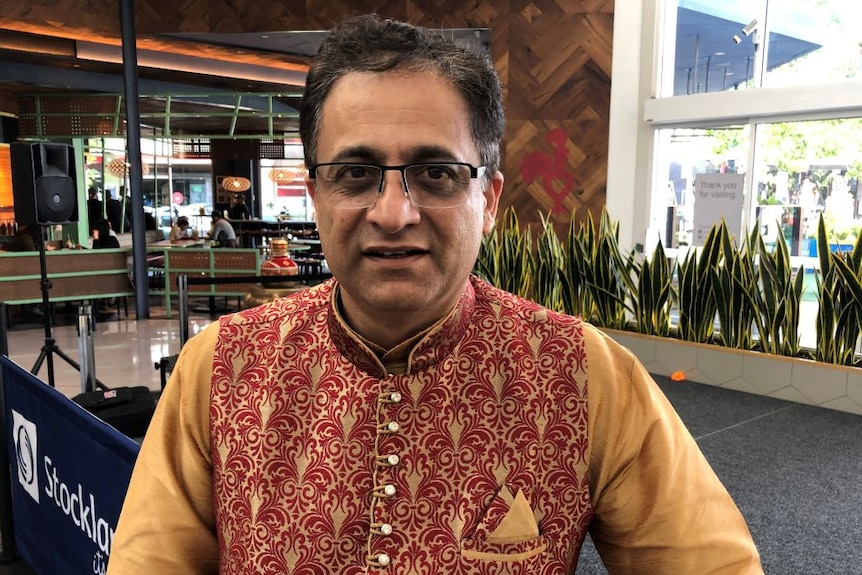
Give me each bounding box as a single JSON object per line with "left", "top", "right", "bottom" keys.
{"left": 4, "top": 303, "right": 217, "bottom": 399}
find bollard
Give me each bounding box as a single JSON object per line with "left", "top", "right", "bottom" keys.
{"left": 77, "top": 305, "right": 97, "bottom": 393}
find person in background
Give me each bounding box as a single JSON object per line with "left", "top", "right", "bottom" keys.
{"left": 210, "top": 211, "right": 237, "bottom": 247}
{"left": 86, "top": 186, "right": 102, "bottom": 235}
{"left": 106, "top": 187, "right": 131, "bottom": 234}
{"left": 1, "top": 221, "right": 37, "bottom": 251}
{"left": 229, "top": 193, "right": 251, "bottom": 220}
{"left": 168, "top": 216, "right": 194, "bottom": 243}
{"left": 91, "top": 218, "right": 120, "bottom": 249}
{"left": 108, "top": 14, "right": 763, "bottom": 574}
{"left": 2, "top": 222, "right": 43, "bottom": 318}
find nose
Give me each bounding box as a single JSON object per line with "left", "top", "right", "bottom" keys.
{"left": 366, "top": 170, "right": 420, "bottom": 232}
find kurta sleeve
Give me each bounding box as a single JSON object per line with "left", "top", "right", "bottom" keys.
{"left": 106, "top": 322, "right": 221, "bottom": 574}
{"left": 584, "top": 326, "right": 763, "bottom": 574}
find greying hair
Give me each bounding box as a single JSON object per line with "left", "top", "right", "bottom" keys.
{"left": 299, "top": 14, "right": 505, "bottom": 173}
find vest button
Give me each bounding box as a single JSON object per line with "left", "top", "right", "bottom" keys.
{"left": 368, "top": 552, "right": 391, "bottom": 567}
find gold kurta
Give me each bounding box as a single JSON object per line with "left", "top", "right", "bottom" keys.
{"left": 108, "top": 276, "right": 762, "bottom": 574}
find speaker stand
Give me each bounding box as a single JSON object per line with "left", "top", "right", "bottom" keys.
{"left": 29, "top": 226, "right": 107, "bottom": 391}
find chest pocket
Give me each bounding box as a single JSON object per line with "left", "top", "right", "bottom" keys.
{"left": 460, "top": 485, "right": 548, "bottom": 563}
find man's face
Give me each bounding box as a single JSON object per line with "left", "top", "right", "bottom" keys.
{"left": 307, "top": 70, "right": 502, "bottom": 344}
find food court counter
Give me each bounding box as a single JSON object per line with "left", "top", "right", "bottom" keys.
{"left": 0, "top": 248, "right": 134, "bottom": 305}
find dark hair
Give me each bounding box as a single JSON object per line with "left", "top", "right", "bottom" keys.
{"left": 93, "top": 218, "right": 111, "bottom": 239}
{"left": 300, "top": 14, "right": 505, "bottom": 173}
{"left": 176, "top": 216, "right": 189, "bottom": 227}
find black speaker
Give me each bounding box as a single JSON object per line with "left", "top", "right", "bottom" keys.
{"left": 0, "top": 116, "right": 18, "bottom": 143}
{"left": 11, "top": 141, "right": 78, "bottom": 225}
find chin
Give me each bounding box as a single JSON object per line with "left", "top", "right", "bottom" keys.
{"left": 364, "top": 281, "right": 433, "bottom": 309}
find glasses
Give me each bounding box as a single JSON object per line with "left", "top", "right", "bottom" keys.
{"left": 308, "top": 162, "right": 487, "bottom": 209}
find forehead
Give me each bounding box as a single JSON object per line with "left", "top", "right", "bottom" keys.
{"left": 316, "top": 70, "right": 477, "bottom": 163}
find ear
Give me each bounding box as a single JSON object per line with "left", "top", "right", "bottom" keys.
{"left": 305, "top": 175, "right": 319, "bottom": 208}
{"left": 481, "top": 170, "right": 504, "bottom": 235}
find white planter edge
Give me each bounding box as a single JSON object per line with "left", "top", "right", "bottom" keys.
{"left": 602, "top": 329, "right": 862, "bottom": 417}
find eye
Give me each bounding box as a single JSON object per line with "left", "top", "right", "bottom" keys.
{"left": 416, "top": 164, "right": 456, "bottom": 181}
{"left": 324, "top": 165, "right": 380, "bottom": 192}
{"left": 337, "top": 165, "right": 376, "bottom": 181}
{"left": 340, "top": 165, "right": 374, "bottom": 179}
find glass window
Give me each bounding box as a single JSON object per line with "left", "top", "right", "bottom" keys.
{"left": 751, "top": 118, "right": 862, "bottom": 255}
{"left": 654, "top": 125, "right": 749, "bottom": 247}
{"left": 259, "top": 144, "right": 310, "bottom": 222}
{"left": 662, "top": 0, "right": 861, "bottom": 96}
{"left": 82, "top": 137, "right": 213, "bottom": 236}
{"left": 762, "top": 0, "right": 862, "bottom": 88}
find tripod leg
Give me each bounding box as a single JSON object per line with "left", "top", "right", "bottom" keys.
{"left": 52, "top": 345, "right": 81, "bottom": 370}
{"left": 30, "top": 342, "right": 57, "bottom": 388}
{"left": 30, "top": 349, "right": 47, "bottom": 376}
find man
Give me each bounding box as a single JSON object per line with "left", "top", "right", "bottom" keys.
{"left": 86, "top": 186, "right": 102, "bottom": 235}
{"left": 108, "top": 14, "right": 762, "bottom": 573}
{"left": 210, "top": 211, "right": 237, "bottom": 247}
{"left": 106, "top": 187, "right": 131, "bottom": 234}
{"left": 229, "top": 193, "right": 251, "bottom": 220}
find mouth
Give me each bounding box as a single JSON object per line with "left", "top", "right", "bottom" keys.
{"left": 365, "top": 248, "right": 425, "bottom": 259}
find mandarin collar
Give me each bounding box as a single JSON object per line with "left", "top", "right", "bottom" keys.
{"left": 326, "top": 279, "right": 476, "bottom": 377}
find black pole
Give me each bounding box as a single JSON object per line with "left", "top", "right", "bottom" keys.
{"left": 33, "top": 226, "right": 56, "bottom": 387}
{"left": 178, "top": 275, "right": 189, "bottom": 346}
{"left": 119, "top": 0, "right": 150, "bottom": 319}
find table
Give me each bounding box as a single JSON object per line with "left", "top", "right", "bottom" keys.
{"left": 147, "top": 239, "right": 208, "bottom": 249}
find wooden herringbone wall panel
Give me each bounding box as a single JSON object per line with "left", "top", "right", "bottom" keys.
{"left": 505, "top": 118, "right": 607, "bottom": 235}
{"left": 0, "top": 0, "right": 614, "bottom": 238}
{"left": 505, "top": 6, "right": 612, "bottom": 234}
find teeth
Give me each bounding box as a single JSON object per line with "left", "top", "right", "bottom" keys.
{"left": 379, "top": 251, "right": 409, "bottom": 257}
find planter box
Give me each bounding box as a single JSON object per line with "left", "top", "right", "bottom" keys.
{"left": 602, "top": 329, "right": 862, "bottom": 416}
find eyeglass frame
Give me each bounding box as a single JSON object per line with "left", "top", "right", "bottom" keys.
{"left": 307, "top": 161, "right": 488, "bottom": 209}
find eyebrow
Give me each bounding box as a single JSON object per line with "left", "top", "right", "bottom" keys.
{"left": 327, "top": 144, "right": 462, "bottom": 164}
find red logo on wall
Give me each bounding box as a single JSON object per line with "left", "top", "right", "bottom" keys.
{"left": 520, "top": 128, "right": 577, "bottom": 215}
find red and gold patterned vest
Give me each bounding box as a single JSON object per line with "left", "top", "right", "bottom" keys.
{"left": 210, "top": 276, "right": 592, "bottom": 573}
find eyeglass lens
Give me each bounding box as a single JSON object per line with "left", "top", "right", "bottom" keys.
{"left": 315, "top": 163, "right": 480, "bottom": 209}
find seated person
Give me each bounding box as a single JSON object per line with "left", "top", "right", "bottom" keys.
{"left": 92, "top": 219, "right": 121, "bottom": 249}
{"left": 211, "top": 211, "right": 238, "bottom": 248}
{"left": 169, "top": 216, "right": 196, "bottom": 243}
{"left": 2, "top": 222, "right": 38, "bottom": 251}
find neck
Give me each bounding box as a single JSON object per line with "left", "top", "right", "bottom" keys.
{"left": 337, "top": 289, "right": 454, "bottom": 351}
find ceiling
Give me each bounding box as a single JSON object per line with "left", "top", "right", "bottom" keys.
{"left": 0, "top": 9, "right": 824, "bottom": 136}
{"left": 0, "top": 23, "right": 490, "bottom": 140}
{"left": 0, "top": 23, "right": 314, "bottom": 139}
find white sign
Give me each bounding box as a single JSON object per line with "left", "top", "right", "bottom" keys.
{"left": 12, "top": 409, "right": 40, "bottom": 503}
{"left": 693, "top": 173, "right": 745, "bottom": 245}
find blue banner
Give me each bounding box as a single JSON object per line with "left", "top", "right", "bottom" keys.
{"left": 2, "top": 356, "right": 140, "bottom": 575}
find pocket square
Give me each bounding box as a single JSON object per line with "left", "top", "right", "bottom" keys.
{"left": 462, "top": 485, "right": 546, "bottom": 562}
{"left": 473, "top": 485, "right": 540, "bottom": 545}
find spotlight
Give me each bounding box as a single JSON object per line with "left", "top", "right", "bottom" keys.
{"left": 733, "top": 19, "right": 757, "bottom": 44}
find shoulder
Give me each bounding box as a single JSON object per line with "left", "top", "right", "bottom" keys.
{"left": 469, "top": 275, "right": 640, "bottom": 380}
{"left": 470, "top": 275, "right": 581, "bottom": 330}
{"left": 217, "top": 280, "right": 334, "bottom": 341}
